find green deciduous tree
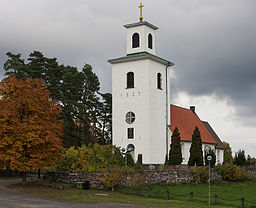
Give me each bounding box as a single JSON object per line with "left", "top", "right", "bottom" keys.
{"left": 168, "top": 127, "right": 182, "bottom": 165}
{"left": 223, "top": 141, "right": 233, "bottom": 164}
{"left": 188, "top": 126, "right": 204, "bottom": 166}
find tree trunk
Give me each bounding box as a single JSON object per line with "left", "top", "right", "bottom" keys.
{"left": 102, "top": 121, "right": 105, "bottom": 145}
{"left": 21, "top": 172, "right": 27, "bottom": 186}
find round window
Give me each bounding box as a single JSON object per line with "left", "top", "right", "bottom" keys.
{"left": 126, "top": 112, "right": 135, "bottom": 124}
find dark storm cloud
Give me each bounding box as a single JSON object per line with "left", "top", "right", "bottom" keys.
{"left": 156, "top": 0, "right": 256, "bottom": 126}
{"left": 0, "top": 0, "right": 256, "bottom": 124}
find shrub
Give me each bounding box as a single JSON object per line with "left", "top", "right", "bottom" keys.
{"left": 56, "top": 144, "right": 124, "bottom": 172}
{"left": 126, "top": 154, "right": 135, "bottom": 167}
{"left": 100, "top": 166, "right": 123, "bottom": 191}
{"left": 122, "top": 166, "right": 136, "bottom": 174}
{"left": 215, "top": 164, "right": 246, "bottom": 182}
{"left": 191, "top": 167, "right": 209, "bottom": 183}
{"left": 199, "top": 167, "right": 209, "bottom": 183}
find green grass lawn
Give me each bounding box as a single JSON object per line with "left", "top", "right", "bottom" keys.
{"left": 9, "top": 179, "right": 256, "bottom": 208}
{"left": 116, "top": 181, "right": 256, "bottom": 208}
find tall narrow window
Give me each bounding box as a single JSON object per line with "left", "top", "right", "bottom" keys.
{"left": 132, "top": 33, "right": 140, "bottom": 48}
{"left": 127, "top": 72, "right": 134, "bottom": 88}
{"left": 148, "top": 33, "right": 153, "bottom": 49}
{"left": 128, "top": 128, "right": 134, "bottom": 139}
{"left": 157, "top": 73, "right": 162, "bottom": 89}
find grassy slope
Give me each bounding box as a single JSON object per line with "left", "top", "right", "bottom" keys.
{"left": 117, "top": 181, "right": 256, "bottom": 208}
{"left": 8, "top": 180, "right": 256, "bottom": 208}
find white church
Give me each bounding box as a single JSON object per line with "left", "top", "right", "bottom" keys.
{"left": 109, "top": 4, "right": 224, "bottom": 165}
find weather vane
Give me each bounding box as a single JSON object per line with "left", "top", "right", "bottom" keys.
{"left": 138, "top": 2, "right": 144, "bottom": 21}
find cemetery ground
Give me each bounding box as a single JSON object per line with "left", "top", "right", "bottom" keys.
{"left": 2, "top": 178, "right": 256, "bottom": 208}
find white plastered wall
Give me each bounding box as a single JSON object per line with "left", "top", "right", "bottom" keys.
{"left": 126, "top": 25, "right": 156, "bottom": 55}
{"left": 180, "top": 141, "right": 216, "bottom": 165}
{"left": 112, "top": 59, "right": 170, "bottom": 164}
{"left": 216, "top": 149, "right": 224, "bottom": 164}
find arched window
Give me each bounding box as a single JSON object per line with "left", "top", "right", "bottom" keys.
{"left": 157, "top": 73, "right": 162, "bottom": 89}
{"left": 127, "top": 72, "right": 134, "bottom": 88}
{"left": 148, "top": 33, "right": 153, "bottom": 49}
{"left": 132, "top": 33, "right": 140, "bottom": 48}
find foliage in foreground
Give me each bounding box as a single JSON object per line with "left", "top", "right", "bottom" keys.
{"left": 215, "top": 163, "right": 247, "bottom": 182}
{"left": 56, "top": 144, "right": 124, "bottom": 172}
{"left": 55, "top": 144, "right": 140, "bottom": 190}
{"left": 100, "top": 166, "right": 123, "bottom": 191}
{"left": 0, "top": 77, "right": 63, "bottom": 184}
{"left": 191, "top": 167, "right": 209, "bottom": 183}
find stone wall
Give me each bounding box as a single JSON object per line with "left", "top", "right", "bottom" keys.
{"left": 44, "top": 169, "right": 222, "bottom": 189}
{"left": 247, "top": 170, "right": 256, "bottom": 180}
{"left": 120, "top": 170, "right": 195, "bottom": 187}
{"left": 45, "top": 171, "right": 105, "bottom": 189}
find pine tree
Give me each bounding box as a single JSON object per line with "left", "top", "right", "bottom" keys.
{"left": 234, "top": 149, "right": 246, "bottom": 166}
{"left": 168, "top": 127, "right": 182, "bottom": 165}
{"left": 98, "top": 93, "right": 112, "bottom": 145}
{"left": 3, "top": 51, "right": 111, "bottom": 147}
{"left": 188, "top": 126, "right": 204, "bottom": 166}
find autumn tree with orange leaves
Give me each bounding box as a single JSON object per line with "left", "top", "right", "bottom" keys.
{"left": 0, "top": 77, "right": 63, "bottom": 185}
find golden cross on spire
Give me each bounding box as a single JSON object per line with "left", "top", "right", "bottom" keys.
{"left": 138, "top": 2, "right": 144, "bottom": 21}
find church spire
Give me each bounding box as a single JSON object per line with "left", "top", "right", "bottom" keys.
{"left": 138, "top": 2, "right": 144, "bottom": 21}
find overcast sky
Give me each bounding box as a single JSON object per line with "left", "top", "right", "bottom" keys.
{"left": 1, "top": 0, "right": 255, "bottom": 157}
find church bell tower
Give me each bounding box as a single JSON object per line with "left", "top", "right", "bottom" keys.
{"left": 108, "top": 3, "right": 174, "bottom": 164}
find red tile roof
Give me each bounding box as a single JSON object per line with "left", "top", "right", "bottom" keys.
{"left": 170, "top": 105, "right": 217, "bottom": 144}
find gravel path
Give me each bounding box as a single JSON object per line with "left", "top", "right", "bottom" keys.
{"left": 0, "top": 178, "right": 152, "bottom": 208}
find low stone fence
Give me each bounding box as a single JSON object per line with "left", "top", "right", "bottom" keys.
{"left": 120, "top": 170, "right": 195, "bottom": 187}
{"left": 45, "top": 171, "right": 105, "bottom": 189}
{"left": 247, "top": 169, "right": 256, "bottom": 180}
{"left": 44, "top": 169, "right": 222, "bottom": 189}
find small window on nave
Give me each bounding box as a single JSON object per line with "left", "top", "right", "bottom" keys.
{"left": 148, "top": 33, "right": 153, "bottom": 49}
{"left": 127, "top": 72, "right": 134, "bottom": 88}
{"left": 132, "top": 33, "right": 140, "bottom": 48}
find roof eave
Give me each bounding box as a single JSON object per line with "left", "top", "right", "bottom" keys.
{"left": 180, "top": 139, "right": 217, "bottom": 145}
{"left": 123, "top": 21, "right": 158, "bottom": 30}
{"left": 108, "top": 52, "right": 174, "bottom": 66}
